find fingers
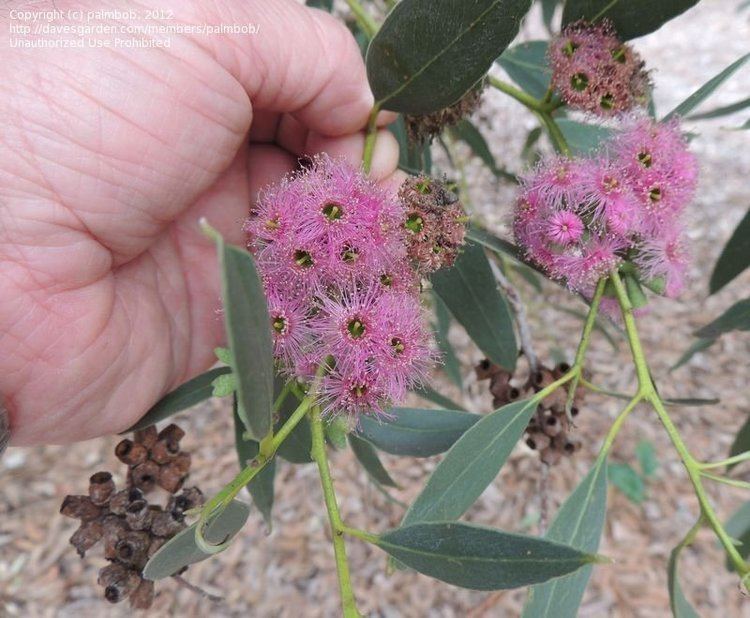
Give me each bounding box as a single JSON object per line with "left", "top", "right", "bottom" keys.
{"left": 305, "top": 129, "right": 400, "bottom": 180}
{"left": 198, "top": 0, "right": 374, "bottom": 137}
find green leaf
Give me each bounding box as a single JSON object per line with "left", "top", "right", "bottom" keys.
{"left": 126, "top": 367, "right": 231, "bottom": 432}
{"left": 636, "top": 441, "right": 659, "bottom": 478}
{"left": 556, "top": 119, "right": 612, "bottom": 155}
{"left": 211, "top": 373, "right": 237, "bottom": 398}
{"left": 211, "top": 230, "right": 274, "bottom": 441}
{"left": 432, "top": 241, "right": 518, "bottom": 371}
{"left": 325, "top": 418, "right": 349, "bottom": 450}
{"left": 450, "top": 120, "right": 514, "bottom": 180}
{"left": 366, "top": 0, "right": 533, "bottom": 113}
{"left": 357, "top": 407, "right": 481, "bottom": 457}
{"left": 496, "top": 40, "right": 551, "bottom": 100}
{"left": 377, "top": 522, "right": 595, "bottom": 590}
{"left": 466, "top": 226, "right": 526, "bottom": 261}
{"left": 724, "top": 501, "right": 750, "bottom": 570}
{"left": 306, "top": 0, "right": 333, "bottom": 9}
{"left": 233, "top": 404, "right": 275, "bottom": 527}
{"left": 608, "top": 463, "right": 645, "bottom": 504}
{"left": 412, "top": 384, "right": 467, "bottom": 411}
{"left": 433, "top": 293, "right": 462, "bottom": 388}
{"left": 728, "top": 415, "right": 750, "bottom": 472}
{"left": 668, "top": 542, "right": 701, "bottom": 617}
{"left": 143, "top": 499, "right": 250, "bottom": 580}
{"left": 562, "top": 0, "right": 700, "bottom": 41}
{"left": 349, "top": 434, "right": 399, "bottom": 488}
{"left": 401, "top": 400, "right": 534, "bottom": 526}
{"left": 694, "top": 297, "right": 750, "bottom": 339}
{"left": 389, "top": 115, "right": 432, "bottom": 174}
{"left": 523, "top": 457, "right": 608, "bottom": 618}
{"left": 710, "top": 207, "right": 750, "bottom": 294}
{"left": 689, "top": 96, "right": 750, "bottom": 121}
{"left": 671, "top": 337, "right": 716, "bottom": 371}
{"left": 664, "top": 53, "right": 750, "bottom": 121}
{"left": 275, "top": 387, "right": 313, "bottom": 464}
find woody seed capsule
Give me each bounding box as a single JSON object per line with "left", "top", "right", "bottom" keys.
{"left": 88, "top": 471, "right": 115, "bottom": 505}
{"left": 114, "top": 439, "right": 148, "bottom": 466}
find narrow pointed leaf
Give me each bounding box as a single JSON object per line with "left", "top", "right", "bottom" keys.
{"left": 450, "top": 120, "right": 515, "bottom": 181}
{"left": 664, "top": 53, "right": 750, "bottom": 121}
{"left": 213, "top": 232, "right": 274, "bottom": 440}
{"left": 496, "top": 40, "right": 551, "bottom": 99}
{"left": 412, "top": 384, "right": 467, "bottom": 411}
{"left": 523, "top": 456, "right": 608, "bottom": 618}
{"left": 709, "top": 207, "right": 750, "bottom": 294}
{"left": 608, "top": 463, "right": 645, "bottom": 504}
{"left": 273, "top": 379, "right": 313, "bottom": 464}
{"left": 556, "top": 119, "right": 612, "bottom": 155}
{"left": 377, "top": 522, "right": 594, "bottom": 590}
{"left": 694, "top": 297, "right": 750, "bottom": 339}
{"left": 401, "top": 399, "right": 534, "bottom": 526}
{"left": 357, "top": 407, "right": 481, "bottom": 457}
{"left": 349, "top": 434, "right": 399, "bottom": 488}
{"left": 689, "top": 96, "right": 750, "bottom": 121}
{"left": 127, "top": 367, "right": 231, "bottom": 432}
{"left": 724, "top": 501, "right": 750, "bottom": 570}
{"left": 728, "top": 416, "right": 750, "bottom": 472}
{"left": 233, "top": 405, "right": 275, "bottom": 527}
{"left": 432, "top": 241, "right": 518, "bottom": 371}
{"left": 671, "top": 337, "right": 716, "bottom": 371}
{"left": 433, "top": 293, "right": 463, "bottom": 388}
{"left": 562, "top": 0, "right": 700, "bottom": 41}
{"left": 143, "top": 500, "right": 250, "bottom": 580}
{"left": 668, "top": 543, "right": 700, "bottom": 617}
{"left": 366, "top": 0, "right": 533, "bottom": 113}
{"left": 389, "top": 115, "right": 432, "bottom": 175}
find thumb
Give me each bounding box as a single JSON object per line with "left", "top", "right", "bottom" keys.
{"left": 190, "top": 0, "right": 375, "bottom": 136}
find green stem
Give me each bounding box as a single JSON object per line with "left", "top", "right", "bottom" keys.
{"left": 342, "top": 525, "right": 380, "bottom": 544}
{"left": 599, "top": 395, "right": 642, "bottom": 456}
{"left": 700, "top": 451, "right": 750, "bottom": 470}
{"left": 309, "top": 408, "right": 361, "bottom": 617}
{"left": 536, "top": 110, "right": 571, "bottom": 157}
{"left": 488, "top": 76, "right": 544, "bottom": 111}
{"left": 344, "top": 0, "right": 378, "bottom": 39}
{"left": 700, "top": 472, "right": 750, "bottom": 491}
{"left": 609, "top": 269, "right": 750, "bottom": 578}
{"left": 564, "top": 277, "right": 607, "bottom": 414}
{"left": 362, "top": 103, "right": 381, "bottom": 175}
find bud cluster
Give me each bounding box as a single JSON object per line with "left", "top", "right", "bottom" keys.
{"left": 513, "top": 117, "right": 697, "bottom": 298}
{"left": 60, "top": 424, "right": 203, "bottom": 609}
{"left": 549, "top": 19, "right": 650, "bottom": 116}
{"left": 476, "top": 360, "right": 585, "bottom": 465}
{"left": 245, "top": 157, "right": 467, "bottom": 418}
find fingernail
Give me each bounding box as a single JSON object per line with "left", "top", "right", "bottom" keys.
{"left": 0, "top": 401, "right": 9, "bottom": 458}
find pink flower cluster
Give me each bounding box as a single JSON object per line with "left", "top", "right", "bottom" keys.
{"left": 245, "top": 156, "right": 438, "bottom": 418}
{"left": 549, "top": 20, "right": 649, "bottom": 116}
{"left": 514, "top": 117, "right": 697, "bottom": 298}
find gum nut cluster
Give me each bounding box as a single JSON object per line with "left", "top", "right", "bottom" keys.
{"left": 549, "top": 19, "right": 650, "bottom": 116}
{"left": 513, "top": 117, "right": 697, "bottom": 297}
{"left": 244, "top": 156, "right": 459, "bottom": 419}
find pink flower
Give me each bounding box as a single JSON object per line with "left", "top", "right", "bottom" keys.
{"left": 634, "top": 231, "right": 690, "bottom": 298}
{"left": 546, "top": 211, "right": 584, "bottom": 244}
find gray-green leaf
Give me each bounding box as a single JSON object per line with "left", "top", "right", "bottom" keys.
{"left": 126, "top": 367, "right": 231, "bottom": 432}
{"left": 213, "top": 232, "right": 274, "bottom": 441}
{"left": 523, "top": 456, "right": 608, "bottom": 618}
{"left": 349, "top": 434, "right": 399, "bottom": 488}
{"left": 496, "top": 40, "right": 551, "bottom": 99}
{"left": 233, "top": 406, "right": 275, "bottom": 527}
{"left": 608, "top": 463, "right": 645, "bottom": 504}
{"left": 562, "top": 0, "right": 701, "bottom": 41}
{"left": 556, "top": 119, "right": 612, "bottom": 155}
{"left": 433, "top": 293, "right": 463, "bottom": 389}
{"left": 450, "top": 120, "right": 515, "bottom": 181}
{"left": 694, "top": 297, "right": 750, "bottom": 339}
{"left": 357, "top": 407, "right": 480, "bottom": 457}
{"left": 724, "top": 501, "right": 750, "bottom": 571}
{"left": 366, "top": 0, "right": 533, "bottom": 113}
{"left": 401, "top": 399, "right": 534, "bottom": 526}
{"left": 377, "top": 522, "right": 595, "bottom": 590}
{"left": 668, "top": 541, "right": 701, "bottom": 617}
{"left": 709, "top": 207, "right": 750, "bottom": 294}
{"left": 432, "top": 241, "right": 518, "bottom": 371}
{"left": 143, "top": 500, "right": 250, "bottom": 580}
{"left": 664, "top": 53, "right": 750, "bottom": 121}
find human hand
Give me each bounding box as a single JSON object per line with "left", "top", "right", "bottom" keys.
{"left": 0, "top": 0, "right": 400, "bottom": 445}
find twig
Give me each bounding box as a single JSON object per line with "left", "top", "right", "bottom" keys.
{"left": 173, "top": 575, "right": 224, "bottom": 603}
{"left": 488, "top": 258, "right": 539, "bottom": 373}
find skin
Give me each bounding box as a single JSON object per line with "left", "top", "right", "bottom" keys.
{"left": 0, "top": 0, "right": 402, "bottom": 445}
